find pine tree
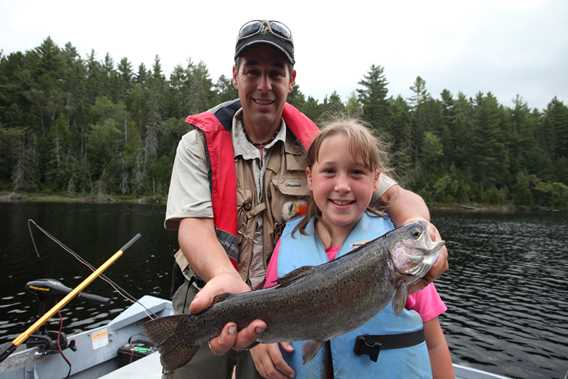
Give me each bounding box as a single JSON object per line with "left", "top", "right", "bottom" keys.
{"left": 542, "top": 98, "right": 568, "bottom": 183}
{"left": 302, "top": 96, "right": 322, "bottom": 124}
{"left": 187, "top": 61, "right": 215, "bottom": 113}
{"left": 470, "top": 92, "right": 509, "bottom": 188}
{"left": 357, "top": 65, "right": 391, "bottom": 138}
{"left": 407, "top": 76, "right": 432, "bottom": 167}
{"left": 214, "top": 74, "right": 238, "bottom": 104}
{"left": 389, "top": 96, "right": 412, "bottom": 181}
{"left": 345, "top": 92, "right": 362, "bottom": 118}
{"left": 319, "top": 91, "right": 345, "bottom": 122}
{"left": 287, "top": 84, "right": 306, "bottom": 110}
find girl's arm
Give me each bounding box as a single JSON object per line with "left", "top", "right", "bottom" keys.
{"left": 424, "top": 317, "right": 455, "bottom": 379}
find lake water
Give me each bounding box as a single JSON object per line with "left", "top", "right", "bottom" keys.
{"left": 0, "top": 203, "right": 567, "bottom": 378}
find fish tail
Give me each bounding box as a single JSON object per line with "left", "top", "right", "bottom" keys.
{"left": 144, "top": 315, "right": 200, "bottom": 371}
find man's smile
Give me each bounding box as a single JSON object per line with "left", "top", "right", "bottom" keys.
{"left": 252, "top": 98, "right": 275, "bottom": 105}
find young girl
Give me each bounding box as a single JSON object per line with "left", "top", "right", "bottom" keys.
{"left": 251, "top": 119, "right": 454, "bottom": 379}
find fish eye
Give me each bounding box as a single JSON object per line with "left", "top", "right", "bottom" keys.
{"left": 411, "top": 229, "right": 422, "bottom": 239}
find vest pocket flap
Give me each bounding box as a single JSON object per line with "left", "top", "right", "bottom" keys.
{"left": 285, "top": 150, "right": 306, "bottom": 171}
{"left": 273, "top": 175, "right": 309, "bottom": 197}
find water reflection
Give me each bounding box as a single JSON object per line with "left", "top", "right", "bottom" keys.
{"left": 0, "top": 204, "right": 567, "bottom": 378}
{"left": 434, "top": 212, "right": 568, "bottom": 379}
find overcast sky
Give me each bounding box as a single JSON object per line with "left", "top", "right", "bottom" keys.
{"left": 1, "top": 0, "right": 567, "bottom": 110}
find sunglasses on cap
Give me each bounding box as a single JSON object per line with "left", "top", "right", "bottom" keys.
{"left": 237, "top": 20, "right": 293, "bottom": 42}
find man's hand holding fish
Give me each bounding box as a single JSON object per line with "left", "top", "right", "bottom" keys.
{"left": 190, "top": 270, "right": 266, "bottom": 354}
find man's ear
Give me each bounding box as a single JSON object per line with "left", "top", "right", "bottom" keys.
{"left": 232, "top": 65, "right": 238, "bottom": 89}
{"left": 288, "top": 69, "right": 297, "bottom": 92}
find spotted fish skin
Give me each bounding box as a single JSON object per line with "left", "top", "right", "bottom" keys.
{"left": 144, "top": 220, "right": 444, "bottom": 371}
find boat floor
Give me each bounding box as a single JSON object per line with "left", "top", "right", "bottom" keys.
{"left": 103, "top": 351, "right": 510, "bottom": 379}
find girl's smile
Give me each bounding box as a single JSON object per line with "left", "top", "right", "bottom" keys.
{"left": 307, "top": 134, "right": 378, "bottom": 245}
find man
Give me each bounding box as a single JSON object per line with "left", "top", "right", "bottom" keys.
{"left": 164, "top": 19, "right": 448, "bottom": 379}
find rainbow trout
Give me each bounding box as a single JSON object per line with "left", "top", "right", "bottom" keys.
{"left": 144, "top": 220, "right": 444, "bottom": 371}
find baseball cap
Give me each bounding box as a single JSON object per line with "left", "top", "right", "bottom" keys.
{"left": 234, "top": 20, "right": 295, "bottom": 65}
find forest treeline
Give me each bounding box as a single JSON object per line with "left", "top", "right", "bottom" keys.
{"left": 1, "top": 37, "right": 567, "bottom": 208}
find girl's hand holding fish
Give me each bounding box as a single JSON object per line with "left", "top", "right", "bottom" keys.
{"left": 251, "top": 342, "right": 295, "bottom": 379}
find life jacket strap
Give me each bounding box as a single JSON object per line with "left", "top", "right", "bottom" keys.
{"left": 353, "top": 329, "right": 425, "bottom": 362}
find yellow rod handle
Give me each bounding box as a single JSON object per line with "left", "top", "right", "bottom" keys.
{"left": 13, "top": 249, "right": 124, "bottom": 346}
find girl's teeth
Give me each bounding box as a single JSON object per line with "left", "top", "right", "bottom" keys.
{"left": 333, "top": 200, "right": 351, "bottom": 205}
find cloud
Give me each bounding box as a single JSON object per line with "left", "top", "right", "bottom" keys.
{"left": 1, "top": 0, "right": 566, "bottom": 109}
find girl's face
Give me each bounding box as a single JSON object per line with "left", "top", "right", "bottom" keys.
{"left": 307, "top": 134, "right": 379, "bottom": 241}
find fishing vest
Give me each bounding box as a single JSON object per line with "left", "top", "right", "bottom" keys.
{"left": 183, "top": 99, "right": 319, "bottom": 280}
{"left": 277, "top": 213, "right": 432, "bottom": 379}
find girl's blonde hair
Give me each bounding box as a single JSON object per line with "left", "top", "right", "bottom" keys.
{"left": 294, "top": 118, "right": 393, "bottom": 236}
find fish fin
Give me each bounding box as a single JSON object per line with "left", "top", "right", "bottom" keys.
{"left": 277, "top": 266, "right": 317, "bottom": 288}
{"left": 159, "top": 337, "right": 199, "bottom": 371}
{"left": 302, "top": 340, "right": 324, "bottom": 364}
{"left": 144, "top": 315, "right": 200, "bottom": 371}
{"left": 393, "top": 282, "right": 408, "bottom": 314}
{"left": 144, "top": 315, "right": 187, "bottom": 345}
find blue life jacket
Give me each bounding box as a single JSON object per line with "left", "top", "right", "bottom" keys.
{"left": 276, "top": 213, "right": 432, "bottom": 379}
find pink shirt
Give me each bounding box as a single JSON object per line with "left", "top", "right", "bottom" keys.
{"left": 264, "top": 240, "right": 446, "bottom": 322}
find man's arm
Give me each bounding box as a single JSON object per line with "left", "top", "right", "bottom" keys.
{"left": 179, "top": 218, "right": 266, "bottom": 352}
{"left": 179, "top": 217, "right": 238, "bottom": 282}
{"left": 379, "top": 184, "right": 431, "bottom": 225}
{"left": 379, "top": 184, "right": 449, "bottom": 289}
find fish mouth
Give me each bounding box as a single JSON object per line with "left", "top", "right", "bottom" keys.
{"left": 402, "top": 240, "right": 445, "bottom": 278}
{"left": 391, "top": 233, "right": 445, "bottom": 281}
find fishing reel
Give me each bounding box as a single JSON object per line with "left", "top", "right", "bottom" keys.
{"left": 24, "top": 278, "right": 110, "bottom": 354}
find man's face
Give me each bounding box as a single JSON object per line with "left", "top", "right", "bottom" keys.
{"left": 232, "top": 45, "right": 296, "bottom": 132}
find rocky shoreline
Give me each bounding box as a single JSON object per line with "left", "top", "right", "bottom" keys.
{"left": 0, "top": 191, "right": 166, "bottom": 205}
{"left": 2, "top": 191, "right": 561, "bottom": 214}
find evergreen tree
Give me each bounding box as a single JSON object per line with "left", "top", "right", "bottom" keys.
{"left": 0, "top": 37, "right": 565, "bottom": 207}
{"left": 542, "top": 98, "right": 568, "bottom": 183}
{"left": 319, "top": 91, "right": 345, "bottom": 122}
{"left": 85, "top": 50, "right": 104, "bottom": 104}
{"left": 389, "top": 96, "right": 413, "bottom": 181}
{"left": 117, "top": 57, "right": 134, "bottom": 101}
{"left": 214, "top": 74, "right": 238, "bottom": 104}
{"left": 166, "top": 64, "right": 191, "bottom": 118}
{"left": 345, "top": 92, "right": 362, "bottom": 118}
{"left": 470, "top": 92, "right": 509, "bottom": 189}
{"left": 287, "top": 84, "right": 305, "bottom": 110}
{"left": 357, "top": 65, "right": 391, "bottom": 138}
{"left": 187, "top": 61, "right": 215, "bottom": 113}
{"left": 407, "top": 76, "right": 431, "bottom": 167}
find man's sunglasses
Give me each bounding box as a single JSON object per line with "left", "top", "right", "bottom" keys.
{"left": 237, "top": 20, "right": 293, "bottom": 42}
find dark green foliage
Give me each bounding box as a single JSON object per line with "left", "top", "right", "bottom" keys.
{"left": 0, "top": 39, "right": 566, "bottom": 209}
{"left": 318, "top": 91, "right": 345, "bottom": 123}
{"left": 287, "top": 84, "right": 306, "bottom": 110}
{"left": 357, "top": 65, "right": 391, "bottom": 139}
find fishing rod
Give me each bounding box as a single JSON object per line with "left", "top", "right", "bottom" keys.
{"left": 26, "top": 219, "right": 153, "bottom": 312}
{"left": 0, "top": 233, "right": 141, "bottom": 364}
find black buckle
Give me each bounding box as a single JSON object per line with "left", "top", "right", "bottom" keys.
{"left": 354, "top": 335, "right": 382, "bottom": 362}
